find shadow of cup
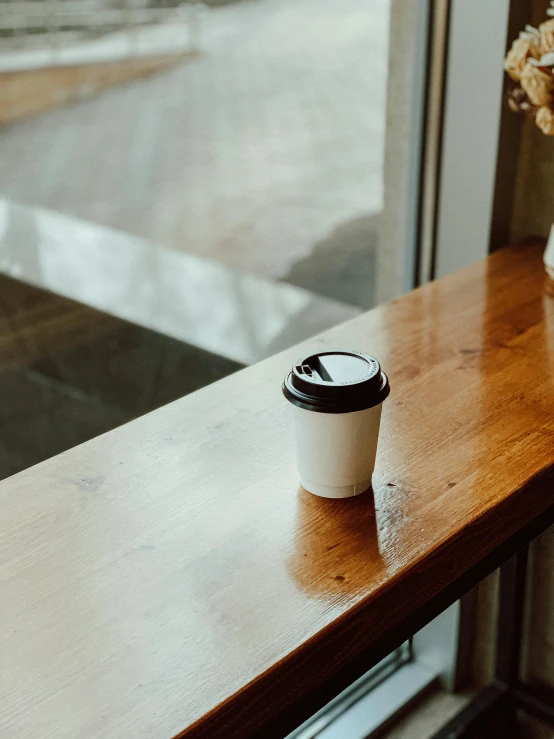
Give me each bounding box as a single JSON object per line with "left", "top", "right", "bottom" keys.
{"left": 286, "top": 486, "right": 386, "bottom": 603}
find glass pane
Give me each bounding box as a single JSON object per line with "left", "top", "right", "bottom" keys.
{"left": 0, "top": 0, "right": 421, "bottom": 479}
{"left": 0, "top": 2, "right": 431, "bottom": 732}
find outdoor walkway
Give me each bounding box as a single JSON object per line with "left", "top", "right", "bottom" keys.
{"left": 0, "top": 0, "right": 389, "bottom": 307}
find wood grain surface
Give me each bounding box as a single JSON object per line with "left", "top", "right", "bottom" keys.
{"left": 1, "top": 243, "right": 553, "bottom": 739}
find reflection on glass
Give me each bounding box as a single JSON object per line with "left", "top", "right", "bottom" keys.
{"left": 0, "top": 273, "right": 241, "bottom": 481}
{"left": 0, "top": 0, "right": 391, "bottom": 478}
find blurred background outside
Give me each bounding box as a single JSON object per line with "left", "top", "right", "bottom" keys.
{"left": 0, "top": 0, "right": 389, "bottom": 307}
{"left": 0, "top": 0, "right": 397, "bottom": 479}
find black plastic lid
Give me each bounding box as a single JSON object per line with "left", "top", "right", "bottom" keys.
{"left": 282, "top": 350, "right": 390, "bottom": 413}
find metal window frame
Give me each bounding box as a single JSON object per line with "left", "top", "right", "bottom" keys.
{"left": 286, "top": 604, "right": 468, "bottom": 739}
{"left": 417, "top": 0, "right": 512, "bottom": 283}
{"left": 287, "top": 645, "right": 416, "bottom": 739}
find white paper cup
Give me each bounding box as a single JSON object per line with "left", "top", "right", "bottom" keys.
{"left": 283, "top": 350, "right": 389, "bottom": 499}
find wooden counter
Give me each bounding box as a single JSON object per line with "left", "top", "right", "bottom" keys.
{"left": 1, "top": 243, "right": 553, "bottom": 739}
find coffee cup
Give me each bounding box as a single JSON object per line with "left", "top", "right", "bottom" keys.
{"left": 282, "top": 350, "right": 390, "bottom": 498}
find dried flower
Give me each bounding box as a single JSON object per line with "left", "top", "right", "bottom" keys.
{"left": 529, "top": 50, "right": 554, "bottom": 69}
{"left": 520, "top": 64, "right": 554, "bottom": 106}
{"left": 505, "top": 11, "right": 554, "bottom": 135}
{"left": 504, "top": 28, "right": 541, "bottom": 81}
{"left": 536, "top": 105, "right": 554, "bottom": 134}
{"left": 521, "top": 24, "right": 542, "bottom": 42}
{"left": 540, "top": 18, "right": 554, "bottom": 53}
{"left": 507, "top": 85, "right": 536, "bottom": 114}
